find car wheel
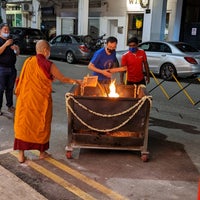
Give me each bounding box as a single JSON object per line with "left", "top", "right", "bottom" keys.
{"left": 66, "top": 51, "right": 76, "bottom": 64}
{"left": 160, "top": 63, "right": 177, "bottom": 80}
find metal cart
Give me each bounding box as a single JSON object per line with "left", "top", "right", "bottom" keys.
{"left": 65, "top": 83, "right": 152, "bottom": 161}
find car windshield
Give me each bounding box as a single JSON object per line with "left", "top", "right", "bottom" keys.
{"left": 175, "top": 43, "right": 199, "bottom": 52}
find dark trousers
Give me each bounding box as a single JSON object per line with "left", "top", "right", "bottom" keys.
{"left": 0, "top": 67, "right": 17, "bottom": 109}
{"left": 127, "top": 78, "right": 146, "bottom": 86}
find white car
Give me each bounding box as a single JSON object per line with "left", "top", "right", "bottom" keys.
{"left": 116, "top": 41, "right": 200, "bottom": 80}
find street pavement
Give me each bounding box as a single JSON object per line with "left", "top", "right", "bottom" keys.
{"left": 0, "top": 165, "right": 47, "bottom": 200}
{"left": 1, "top": 88, "right": 200, "bottom": 199}
{"left": 0, "top": 56, "right": 200, "bottom": 199}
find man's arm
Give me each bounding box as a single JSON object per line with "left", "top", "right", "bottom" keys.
{"left": 51, "top": 63, "right": 80, "bottom": 84}
{"left": 0, "top": 39, "right": 13, "bottom": 54}
{"left": 88, "top": 62, "right": 112, "bottom": 78}
{"left": 120, "top": 71, "right": 125, "bottom": 84}
{"left": 144, "top": 61, "right": 150, "bottom": 84}
{"left": 118, "top": 54, "right": 127, "bottom": 84}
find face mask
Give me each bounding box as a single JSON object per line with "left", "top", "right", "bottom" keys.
{"left": 107, "top": 48, "right": 115, "bottom": 54}
{"left": 129, "top": 47, "right": 137, "bottom": 53}
{"left": 2, "top": 33, "right": 10, "bottom": 38}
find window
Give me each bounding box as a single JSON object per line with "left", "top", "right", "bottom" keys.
{"left": 127, "top": 14, "right": 143, "bottom": 42}
{"left": 150, "top": 43, "right": 160, "bottom": 52}
{"left": 175, "top": 43, "right": 199, "bottom": 52}
{"left": 88, "top": 19, "right": 100, "bottom": 39}
{"left": 145, "top": 43, "right": 172, "bottom": 53}
{"left": 160, "top": 44, "right": 171, "bottom": 53}
{"left": 63, "top": 35, "right": 72, "bottom": 43}
{"left": 53, "top": 36, "right": 62, "bottom": 44}
{"left": 72, "top": 35, "right": 82, "bottom": 43}
{"left": 139, "top": 43, "right": 151, "bottom": 51}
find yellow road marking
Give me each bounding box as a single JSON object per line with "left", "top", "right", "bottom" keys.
{"left": 29, "top": 161, "right": 97, "bottom": 200}
{"left": 10, "top": 151, "right": 96, "bottom": 200}
{"left": 30, "top": 150, "right": 127, "bottom": 200}
{"left": 31, "top": 161, "right": 97, "bottom": 200}
{"left": 11, "top": 151, "right": 127, "bottom": 199}
{"left": 45, "top": 157, "right": 127, "bottom": 200}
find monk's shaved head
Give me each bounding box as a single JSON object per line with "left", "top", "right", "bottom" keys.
{"left": 36, "top": 40, "right": 50, "bottom": 54}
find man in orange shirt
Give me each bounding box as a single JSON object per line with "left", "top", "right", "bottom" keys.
{"left": 120, "top": 37, "right": 150, "bottom": 85}
{"left": 14, "top": 40, "right": 80, "bottom": 163}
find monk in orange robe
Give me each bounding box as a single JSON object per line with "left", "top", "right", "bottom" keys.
{"left": 14, "top": 40, "right": 80, "bottom": 163}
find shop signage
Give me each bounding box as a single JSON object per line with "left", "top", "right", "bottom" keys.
{"left": 191, "top": 28, "right": 197, "bottom": 36}
{"left": 126, "top": 0, "right": 145, "bottom": 11}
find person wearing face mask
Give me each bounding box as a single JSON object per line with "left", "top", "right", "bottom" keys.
{"left": 14, "top": 40, "right": 80, "bottom": 163}
{"left": 120, "top": 37, "right": 150, "bottom": 85}
{"left": 88, "top": 36, "right": 126, "bottom": 83}
{"left": 0, "top": 23, "right": 20, "bottom": 115}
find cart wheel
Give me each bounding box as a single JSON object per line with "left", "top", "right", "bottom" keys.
{"left": 141, "top": 154, "right": 149, "bottom": 162}
{"left": 66, "top": 151, "right": 72, "bottom": 159}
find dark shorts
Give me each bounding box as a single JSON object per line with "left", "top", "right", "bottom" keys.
{"left": 127, "top": 79, "right": 146, "bottom": 85}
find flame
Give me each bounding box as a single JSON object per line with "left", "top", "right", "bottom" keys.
{"left": 108, "top": 80, "right": 119, "bottom": 97}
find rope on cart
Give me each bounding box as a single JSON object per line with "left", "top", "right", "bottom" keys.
{"left": 65, "top": 94, "right": 152, "bottom": 132}
{"left": 66, "top": 94, "right": 151, "bottom": 117}
{"left": 137, "top": 84, "right": 146, "bottom": 96}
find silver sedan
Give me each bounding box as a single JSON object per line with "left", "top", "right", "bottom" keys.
{"left": 49, "top": 34, "right": 93, "bottom": 64}
{"left": 117, "top": 41, "right": 200, "bottom": 80}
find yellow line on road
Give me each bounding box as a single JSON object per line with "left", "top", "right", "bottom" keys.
{"left": 11, "top": 151, "right": 127, "bottom": 199}
{"left": 30, "top": 150, "right": 126, "bottom": 200}
{"left": 28, "top": 161, "right": 97, "bottom": 200}
{"left": 45, "top": 157, "right": 127, "bottom": 200}
{"left": 10, "top": 151, "right": 96, "bottom": 200}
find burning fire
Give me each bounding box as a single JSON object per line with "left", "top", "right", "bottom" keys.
{"left": 108, "top": 80, "right": 119, "bottom": 97}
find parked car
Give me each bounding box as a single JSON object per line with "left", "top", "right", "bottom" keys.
{"left": 10, "top": 27, "right": 46, "bottom": 54}
{"left": 116, "top": 41, "right": 200, "bottom": 80}
{"left": 49, "top": 34, "right": 94, "bottom": 64}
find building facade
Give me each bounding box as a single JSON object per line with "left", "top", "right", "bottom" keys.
{"left": 2, "top": 0, "right": 200, "bottom": 49}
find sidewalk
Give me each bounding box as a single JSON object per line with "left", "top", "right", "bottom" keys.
{"left": 0, "top": 165, "right": 47, "bottom": 200}
{"left": 0, "top": 106, "right": 47, "bottom": 200}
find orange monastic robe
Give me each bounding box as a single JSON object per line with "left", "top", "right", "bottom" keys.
{"left": 14, "top": 56, "right": 53, "bottom": 144}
